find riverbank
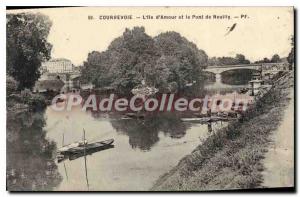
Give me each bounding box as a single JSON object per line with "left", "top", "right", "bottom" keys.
{"left": 152, "top": 71, "right": 294, "bottom": 191}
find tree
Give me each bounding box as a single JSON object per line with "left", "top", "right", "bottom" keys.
{"left": 6, "top": 75, "right": 18, "bottom": 95}
{"left": 235, "top": 54, "right": 245, "bottom": 63}
{"left": 154, "top": 31, "right": 208, "bottom": 89}
{"left": 217, "top": 56, "right": 238, "bottom": 65}
{"left": 207, "top": 54, "right": 250, "bottom": 66}
{"left": 263, "top": 58, "right": 271, "bottom": 63}
{"left": 207, "top": 57, "right": 219, "bottom": 66}
{"left": 287, "top": 36, "right": 294, "bottom": 69}
{"left": 81, "top": 27, "right": 159, "bottom": 94}
{"left": 235, "top": 54, "right": 250, "bottom": 64}
{"left": 271, "top": 54, "right": 280, "bottom": 63}
{"left": 254, "top": 57, "right": 270, "bottom": 63}
{"left": 81, "top": 27, "right": 209, "bottom": 93}
{"left": 145, "top": 55, "right": 171, "bottom": 89}
{"left": 7, "top": 13, "right": 52, "bottom": 90}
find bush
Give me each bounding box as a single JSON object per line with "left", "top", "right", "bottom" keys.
{"left": 7, "top": 75, "right": 18, "bottom": 95}
{"left": 20, "top": 89, "right": 47, "bottom": 111}
{"left": 26, "top": 94, "right": 47, "bottom": 111}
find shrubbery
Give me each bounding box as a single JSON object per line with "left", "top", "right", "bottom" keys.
{"left": 7, "top": 77, "right": 47, "bottom": 112}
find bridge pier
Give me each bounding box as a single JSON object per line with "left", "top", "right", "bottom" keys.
{"left": 215, "top": 73, "right": 222, "bottom": 83}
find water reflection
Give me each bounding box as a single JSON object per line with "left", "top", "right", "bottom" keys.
{"left": 6, "top": 109, "right": 61, "bottom": 191}
{"left": 6, "top": 69, "right": 254, "bottom": 191}
{"left": 204, "top": 69, "right": 252, "bottom": 94}
{"left": 110, "top": 113, "right": 188, "bottom": 151}
{"left": 40, "top": 80, "right": 249, "bottom": 190}
{"left": 221, "top": 69, "right": 259, "bottom": 85}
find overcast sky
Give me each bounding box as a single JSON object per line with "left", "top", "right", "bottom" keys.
{"left": 8, "top": 7, "right": 294, "bottom": 65}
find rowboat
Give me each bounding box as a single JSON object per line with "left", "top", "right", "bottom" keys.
{"left": 181, "top": 116, "right": 238, "bottom": 123}
{"left": 57, "top": 139, "right": 114, "bottom": 163}
{"left": 58, "top": 140, "right": 87, "bottom": 153}
{"left": 69, "top": 142, "right": 114, "bottom": 161}
{"left": 67, "top": 139, "right": 114, "bottom": 154}
{"left": 181, "top": 117, "right": 211, "bottom": 123}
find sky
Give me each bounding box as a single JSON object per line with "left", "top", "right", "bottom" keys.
{"left": 8, "top": 7, "right": 294, "bottom": 66}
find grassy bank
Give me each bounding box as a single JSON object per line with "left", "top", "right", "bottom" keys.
{"left": 152, "top": 71, "right": 294, "bottom": 191}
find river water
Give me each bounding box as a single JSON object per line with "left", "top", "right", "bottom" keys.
{"left": 6, "top": 78, "right": 251, "bottom": 191}
{"left": 43, "top": 80, "right": 249, "bottom": 191}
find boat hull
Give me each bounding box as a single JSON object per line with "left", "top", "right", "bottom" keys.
{"left": 57, "top": 139, "right": 114, "bottom": 162}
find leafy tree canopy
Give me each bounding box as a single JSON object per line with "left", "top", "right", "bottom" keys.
{"left": 207, "top": 54, "right": 250, "bottom": 66}
{"left": 255, "top": 54, "right": 283, "bottom": 63}
{"left": 7, "top": 13, "right": 52, "bottom": 90}
{"left": 287, "top": 36, "right": 294, "bottom": 66}
{"left": 81, "top": 27, "right": 208, "bottom": 94}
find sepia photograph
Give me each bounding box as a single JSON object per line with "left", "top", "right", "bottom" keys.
{"left": 6, "top": 6, "right": 294, "bottom": 191}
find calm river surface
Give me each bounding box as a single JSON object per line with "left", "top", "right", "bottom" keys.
{"left": 44, "top": 80, "right": 249, "bottom": 191}
{"left": 45, "top": 107, "right": 224, "bottom": 191}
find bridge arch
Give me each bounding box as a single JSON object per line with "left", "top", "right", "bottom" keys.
{"left": 221, "top": 68, "right": 260, "bottom": 85}
{"left": 218, "top": 67, "right": 260, "bottom": 75}
{"left": 203, "top": 64, "right": 262, "bottom": 85}
{"left": 204, "top": 64, "right": 262, "bottom": 75}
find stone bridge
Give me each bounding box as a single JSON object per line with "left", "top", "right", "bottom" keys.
{"left": 204, "top": 64, "right": 261, "bottom": 84}
{"left": 204, "top": 64, "right": 262, "bottom": 75}
{"left": 203, "top": 62, "right": 290, "bottom": 83}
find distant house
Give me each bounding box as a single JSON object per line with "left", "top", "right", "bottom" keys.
{"left": 33, "top": 79, "right": 64, "bottom": 93}
{"left": 41, "top": 58, "right": 74, "bottom": 74}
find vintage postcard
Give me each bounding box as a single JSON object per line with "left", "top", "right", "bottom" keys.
{"left": 6, "top": 7, "right": 294, "bottom": 191}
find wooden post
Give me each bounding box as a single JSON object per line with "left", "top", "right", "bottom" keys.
{"left": 83, "top": 128, "right": 89, "bottom": 190}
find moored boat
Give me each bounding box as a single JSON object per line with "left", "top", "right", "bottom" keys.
{"left": 63, "top": 139, "right": 114, "bottom": 154}
{"left": 58, "top": 140, "right": 87, "bottom": 153}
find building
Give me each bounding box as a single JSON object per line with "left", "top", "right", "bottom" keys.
{"left": 41, "top": 58, "right": 74, "bottom": 74}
